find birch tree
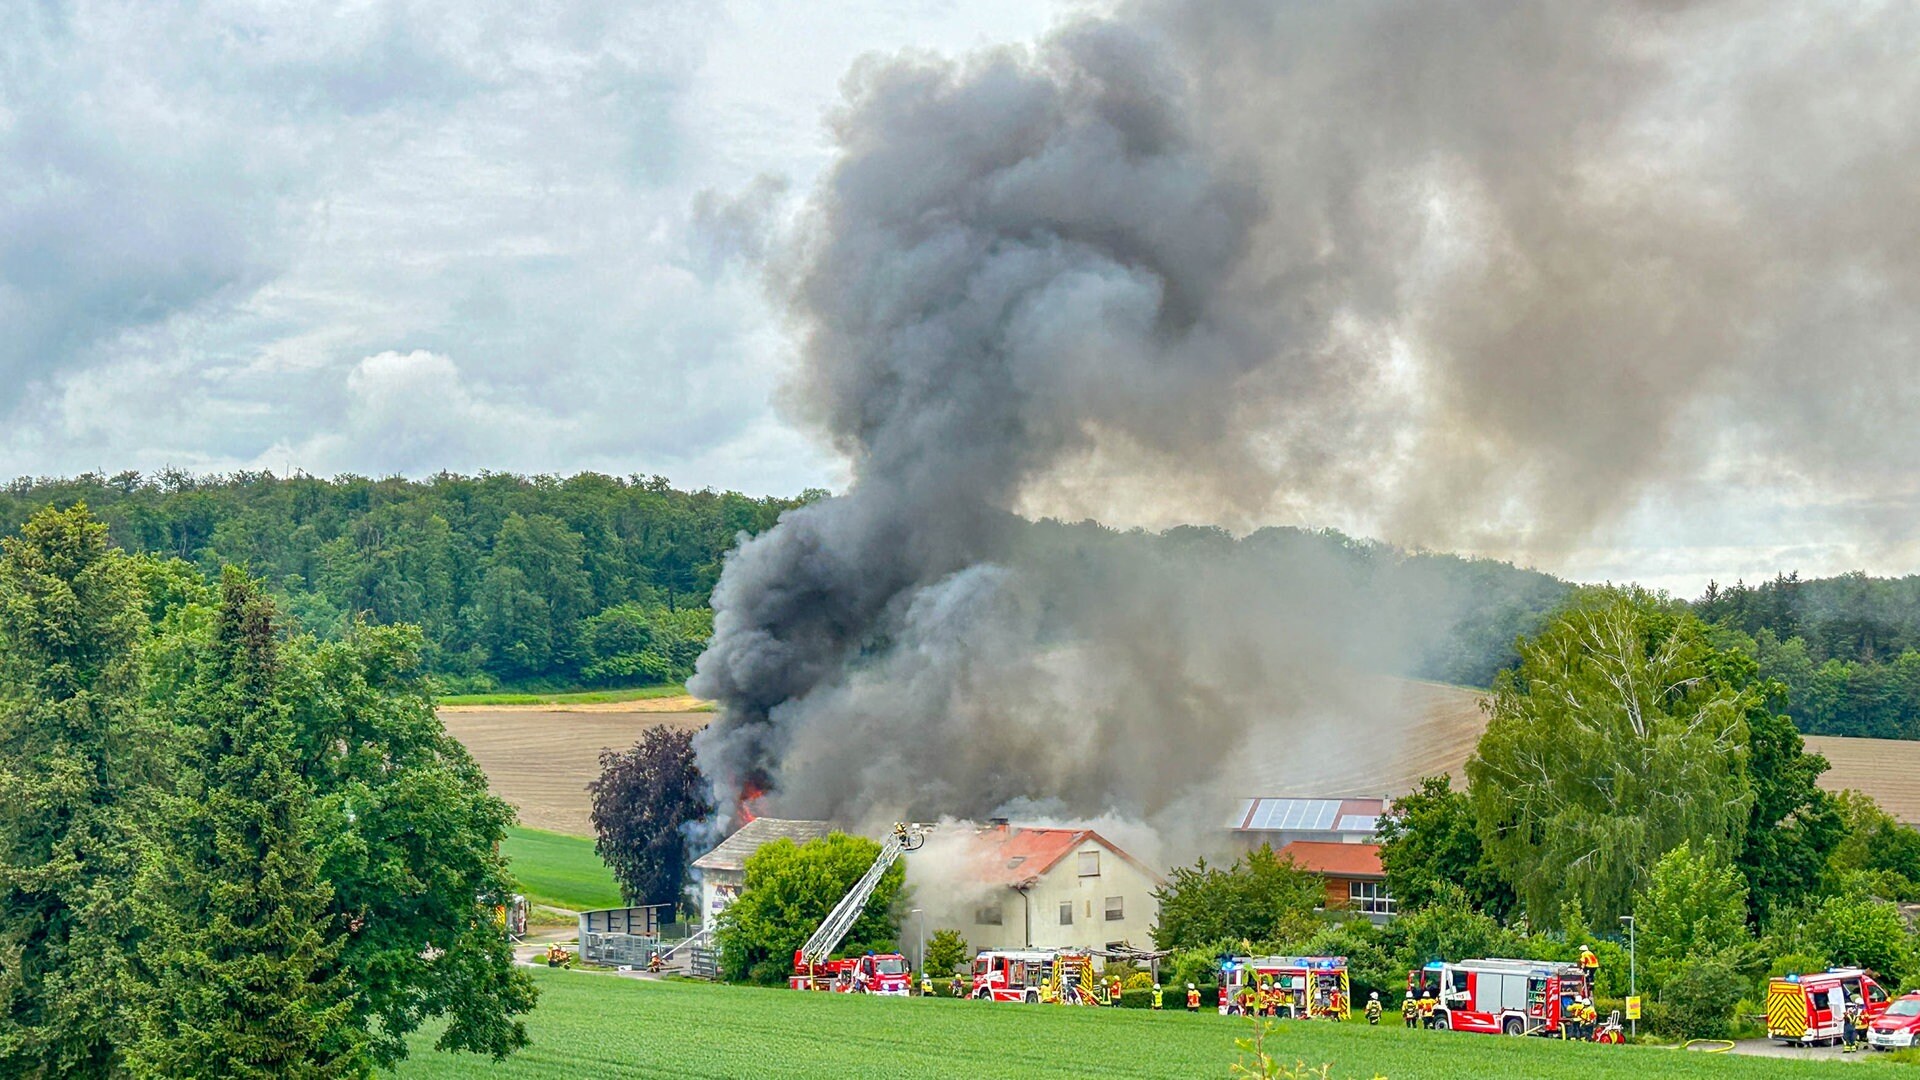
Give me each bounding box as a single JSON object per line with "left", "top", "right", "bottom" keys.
{"left": 1468, "top": 588, "right": 1753, "bottom": 924}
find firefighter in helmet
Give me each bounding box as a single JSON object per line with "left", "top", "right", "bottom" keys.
{"left": 1365, "top": 991, "right": 1382, "bottom": 1025}
{"left": 1152, "top": 982, "right": 1164, "bottom": 1010}
{"left": 1402, "top": 992, "right": 1419, "bottom": 1028}
{"left": 1579, "top": 946, "right": 1599, "bottom": 989}
{"left": 921, "top": 972, "right": 933, "bottom": 997}
{"left": 1418, "top": 989, "right": 1437, "bottom": 1029}
{"left": 1186, "top": 983, "right": 1201, "bottom": 1012}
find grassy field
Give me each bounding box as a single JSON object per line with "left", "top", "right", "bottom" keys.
{"left": 502, "top": 827, "right": 623, "bottom": 911}
{"left": 440, "top": 684, "right": 695, "bottom": 707}
{"left": 395, "top": 969, "right": 1889, "bottom": 1079}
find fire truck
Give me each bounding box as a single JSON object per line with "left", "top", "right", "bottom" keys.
{"left": 789, "top": 823, "right": 930, "bottom": 995}
{"left": 1218, "top": 956, "right": 1351, "bottom": 1019}
{"left": 1766, "top": 967, "right": 1891, "bottom": 1045}
{"left": 1409, "top": 958, "right": 1588, "bottom": 1035}
{"left": 970, "top": 949, "right": 1113, "bottom": 1003}
{"left": 798, "top": 952, "right": 912, "bottom": 995}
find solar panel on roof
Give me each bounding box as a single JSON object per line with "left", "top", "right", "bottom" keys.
{"left": 1337, "top": 815, "right": 1380, "bottom": 833}
{"left": 1238, "top": 799, "right": 1349, "bottom": 833}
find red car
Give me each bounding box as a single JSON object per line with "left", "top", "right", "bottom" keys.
{"left": 1868, "top": 992, "right": 1920, "bottom": 1051}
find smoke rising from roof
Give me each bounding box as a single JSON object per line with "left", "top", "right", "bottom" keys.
{"left": 691, "top": 1, "right": 1920, "bottom": 842}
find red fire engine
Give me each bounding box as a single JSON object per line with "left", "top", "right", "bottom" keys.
{"left": 1766, "top": 967, "right": 1890, "bottom": 1045}
{"left": 1409, "top": 958, "right": 1589, "bottom": 1035}
{"left": 970, "top": 950, "right": 1061, "bottom": 1003}
{"left": 788, "top": 823, "right": 929, "bottom": 996}
{"left": 791, "top": 952, "right": 911, "bottom": 995}
{"left": 1218, "top": 956, "right": 1351, "bottom": 1019}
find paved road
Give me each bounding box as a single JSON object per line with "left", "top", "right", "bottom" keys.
{"left": 1728, "top": 1038, "right": 1880, "bottom": 1061}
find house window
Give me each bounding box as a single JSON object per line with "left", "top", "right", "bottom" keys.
{"left": 1349, "top": 880, "right": 1395, "bottom": 915}
{"left": 1105, "top": 896, "right": 1124, "bottom": 921}
{"left": 975, "top": 904, "right": 1003, "bottom": 926}
{"left": 1059, "top": 901, "right": 1073, "bottom": 925}
{"left": 1078, "top": 850, "right": 1100, "bottom": 877}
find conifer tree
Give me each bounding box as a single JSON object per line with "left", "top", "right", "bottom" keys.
{"left": 0, "top": 504, "right": 153, "bottom": 1077}
{"left": 125, "top": 569, "right": 367, "bottom": 1077}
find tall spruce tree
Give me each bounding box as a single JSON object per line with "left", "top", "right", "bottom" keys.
{"left": 0, "top": 505, "right": 154, "bottom": 1077}
{"left": 125, "top": 569, "right": 366, "bottom": 1077}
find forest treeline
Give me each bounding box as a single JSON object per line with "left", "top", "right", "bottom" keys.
{"left": 0, "top": 472, "right": 1571, "bottom": 693}
{"left": 1696, "top": 573, "right": 1920, "bottom": 740}
{"left": 8, "top": 472, "right": 1920, "bottom": 739}
{"left": 0, "top": 470, "right": 814, "bottom": 692}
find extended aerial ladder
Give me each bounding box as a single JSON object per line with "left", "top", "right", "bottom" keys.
{"left": 792, "top": 822, "right": 930, "bottom": 985}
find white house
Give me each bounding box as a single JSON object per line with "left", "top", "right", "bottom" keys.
{"left": 953, "top": 823, "right": 1165, "bottom": 960}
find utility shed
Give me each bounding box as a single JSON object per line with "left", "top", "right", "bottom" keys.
{"left": 692, "top": 817, "right": 833, "bottom": 924}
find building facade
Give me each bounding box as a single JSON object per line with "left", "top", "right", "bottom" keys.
{"left": 690, "top": 817, "right": 833, "bottom": 925}
{"left": 958, "top": 824, "right": 1165, "bottom": 961}
{"left": 1277, "top": 840, "right": 1395, "bottom": 924}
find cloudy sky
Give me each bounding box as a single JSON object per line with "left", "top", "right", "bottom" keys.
{"left": 7, "top": 1, "right": 1918, "bottom": 596}
{"left": 3, "top": 1, "right": 1056, "bottom": 489}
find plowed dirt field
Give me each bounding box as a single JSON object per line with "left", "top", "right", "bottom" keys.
{"left": 441, "top": 706, "right": 709, "bottom": 835}
{"left": 439, "top": 683, "right": 1920, "bottom": 838}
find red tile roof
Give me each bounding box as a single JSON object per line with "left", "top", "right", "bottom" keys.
{"left": 970, "top": 825, "right": 1167, "bottom": 887}
{"left": 1278, "top": 841, "right": 1384, "bottom": 879}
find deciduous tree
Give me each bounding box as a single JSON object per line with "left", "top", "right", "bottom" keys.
{"left": 1151, "top": 846, "right": 1325, "bottom": 951}
{"left": 1634, "top": 841, "right": 1750, "bottom": 991}
{"left": 589, "top": 726, "right": 715, "bottom": 909}
{"left": 925, "top": 929, "right": 970, "bottom": 976}
{"left": 715, "top": 834, "right": 905, "bottom": 985}
{"left": 1468, "top": 588, "right": 1753, "bottom": 923}
{"left": 287, "top": 620, "right": 537, "bottom": 1067}
{"left": 1377, "top": 775, "right": 1512, "bottom": 920}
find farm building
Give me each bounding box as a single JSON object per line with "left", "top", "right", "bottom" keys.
{"left": 955, "top": 823, "right": 1165, "bottom": 958}
{"left": 1278, "top": 840, "right": 1395, "bottom": 923}
{"left": 1227, "top": 796, "right": 1387, "bottom": 850}
{"left": 691, "top": 817, "right": 833, "bottom": 923}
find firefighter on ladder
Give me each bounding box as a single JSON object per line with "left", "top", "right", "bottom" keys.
{"left": 1365, "top": 991, "right": 1383, "bottom": 1025}
{"left": 1579, "top": 945, "right": 1600, "bottom": 990}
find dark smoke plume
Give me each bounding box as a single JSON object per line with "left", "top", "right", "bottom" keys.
{"left": 691, "top": 1, "right": 1920, "bottom": 838}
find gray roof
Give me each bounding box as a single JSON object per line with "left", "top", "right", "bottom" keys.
{"left": 692, "top": 817, "right": 834, "bottom": 872}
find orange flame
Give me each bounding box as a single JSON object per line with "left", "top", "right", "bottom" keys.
{"left": 737, "top": 782, "right": 766, "bottom": 824}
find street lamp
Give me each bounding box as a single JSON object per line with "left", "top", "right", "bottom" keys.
{"left": 1618, "top": 915, "right": 1637, "bottom": 1039}
{"left": 910, "top": 908, "right": 926, "bottom": 974}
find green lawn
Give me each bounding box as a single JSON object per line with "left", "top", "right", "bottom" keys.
{"left": 502, "top": 827, "right": 623, "bottom": 912}
{"left": 396, "top": 969, "right": 1889, "bottom": 1079}
{"left": 440, "top": 684, "right": 696, "bottom": 707}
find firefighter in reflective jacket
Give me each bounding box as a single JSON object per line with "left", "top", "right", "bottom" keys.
{"left": 1365, "top": 992, "right": 1383, "bottom": 1025}
{"left": 1402, "top": 994, "right": 1419, "bottom": 1028}
{"left": 920, "top": 973, "right": 933, "bottom": 997}
{"left": 1186, "top": 983, "right": 1201, "bottom": 1011}
{"left": 1579, "top": 946, "right": 1600, "bottom": 988}
{"left": 1152, "top": 983, "right": 1163, "bottom": 1010}
{"left": 1418, "top": 991, "right": 1437, "bottom": 1028}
